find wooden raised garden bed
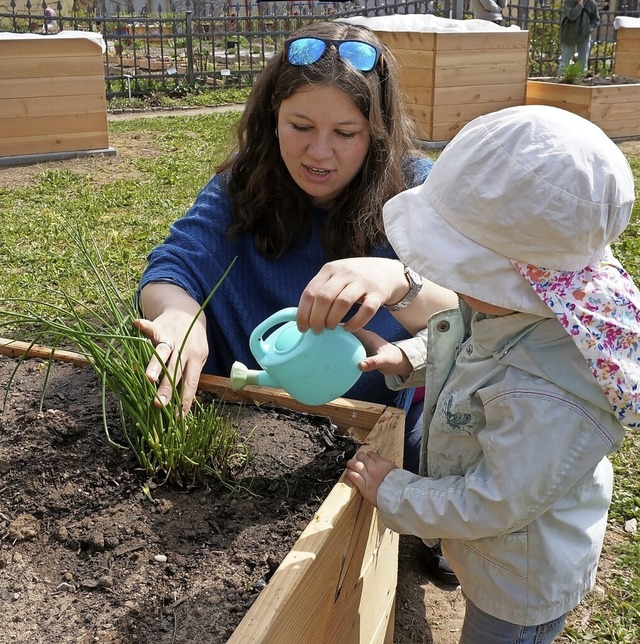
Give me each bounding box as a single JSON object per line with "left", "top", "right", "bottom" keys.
{"left": 0, "top": 32, "right": 110, "bottom": 163}
{"left": 0, "top": 338, "right": 403, "bottom": 644}
{"left": 372, "top": 29, "right": 530, "bottom": 142}
{"left": 614, "top": 25, "right": 640, "bottom": 79}
{"left": 526, "top": 79, "right": 640, "bottom": 139}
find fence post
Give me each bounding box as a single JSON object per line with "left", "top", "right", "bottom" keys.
{"left": 185, "top": 10, "right": 196, "bottom": 88}
{"left": 451, "top": 0, "right": 465, "bottom": 20}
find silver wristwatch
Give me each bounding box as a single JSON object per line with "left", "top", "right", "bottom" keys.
{"left": 384, "top": 264, "right": 423, "bottom": 311}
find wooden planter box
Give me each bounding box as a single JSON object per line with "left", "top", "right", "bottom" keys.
{"left": 372, "top": 29, "right": 530, "bottom": 142}
{"left": 614, "top": 26, "right": 640, "bottom": 79}
{"left": 0, "top": 33, "right": 110, "bottom": 162}
{"left": 0, "top": 338, "right": 403, "bottom": 644}
{"left": 526, "top": 79, "right": 640, "bottom": 139}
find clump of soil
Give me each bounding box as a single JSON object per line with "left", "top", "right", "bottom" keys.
{"left": 0, "top": 356, "right": 358, "bottom": 643}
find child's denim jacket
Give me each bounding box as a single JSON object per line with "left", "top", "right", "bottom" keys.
{"left": 380, "top": 303, "right": 626, "bottom": 626}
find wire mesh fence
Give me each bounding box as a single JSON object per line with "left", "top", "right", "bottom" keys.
{"left": 1, "top": 0, "right": 638, "bottom": 99}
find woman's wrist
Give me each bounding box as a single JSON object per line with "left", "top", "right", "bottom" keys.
{"left": 384, "top": 264, "right": 423, "bottom": 311}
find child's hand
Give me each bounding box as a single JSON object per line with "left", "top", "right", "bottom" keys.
{"left": 355, "top": 329, "right": 413, "bottom": 378}
{"left": 346, "top": 450, "right": 398, "bottom": 507}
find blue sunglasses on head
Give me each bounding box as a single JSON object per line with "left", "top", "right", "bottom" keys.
{"left": 284, "top": 36, "right": 383, "bottom": 72}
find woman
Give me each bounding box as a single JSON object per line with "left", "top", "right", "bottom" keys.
{"left": 135, "top": 20, "right": 453, "bottom": 470}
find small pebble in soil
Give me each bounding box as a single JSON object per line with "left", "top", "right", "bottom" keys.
{"left": 153, "top": 554, "right": 168, "bottom": 563}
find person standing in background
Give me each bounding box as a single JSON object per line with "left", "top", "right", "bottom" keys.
{"left": 42, "top": 6, "right": 60, "bottom": 34}
{"left": 471, "top": 0, "right": 507, "bottom": 25}
{"left": 559, "top": 0, "right": 600, "bottom": 75}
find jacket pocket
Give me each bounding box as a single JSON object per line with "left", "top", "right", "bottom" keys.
{"left": 446, "top": 529, "right": 528, "bottom": 582}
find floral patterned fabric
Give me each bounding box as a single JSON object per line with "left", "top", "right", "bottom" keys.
{"left": 514, "top": 247, "right": 640, "bottom": 428}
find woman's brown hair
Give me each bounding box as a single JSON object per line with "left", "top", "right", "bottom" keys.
{"left": 218, "top": 20, "right": 417, "bottom": 260}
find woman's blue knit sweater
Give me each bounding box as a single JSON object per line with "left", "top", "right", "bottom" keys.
{"left": 139, "top": 158, "right": 432, "bottom": 408}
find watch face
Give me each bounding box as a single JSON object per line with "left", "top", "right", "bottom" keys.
{"left": 407, "top": 267, "right": 423, "bottom": 286}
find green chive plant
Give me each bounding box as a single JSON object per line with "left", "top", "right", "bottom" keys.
{"left": 560, "top": 60, "right": 586, "bottom": 84}
{"left": 0, "top": 228, "right": 247, "bottom": 488}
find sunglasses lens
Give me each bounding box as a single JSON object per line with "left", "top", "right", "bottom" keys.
{"left": 338, "top": 41, "right": 379, "bottom": 71}
{"left": 287, "top": 37, "right": 327, "bottom": 66}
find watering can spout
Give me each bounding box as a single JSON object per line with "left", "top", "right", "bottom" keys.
{"left": 230, "top": 361, "right": 278, "bottom": 392}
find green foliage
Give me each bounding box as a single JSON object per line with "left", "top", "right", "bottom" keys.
{"left": 107, "top": 87, "right": 250, "bottom": 112}
{"left": 560, "top": 60, "right": 586, "bottom": 84}
{"left": 590, "top": 40, "right": 615, "bottom": 77}
{"left": 528, "top": 2, "right": 562, "bottom": 77}
{"left": 171, "top": 37, "right": 188, "bottom": 48}
{"left": 0, "top": 229, "right": 247, "bottom": 487}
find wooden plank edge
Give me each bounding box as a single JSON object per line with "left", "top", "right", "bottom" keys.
{"left": 0, "top": 337, "right": 388, "bottom": 431}
{"left": 228, "top": 408, "right": 403, "bottom": 643}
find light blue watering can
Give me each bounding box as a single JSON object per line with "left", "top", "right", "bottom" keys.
{"left": 230, "top": 307, "right": 366, "bottom": 406}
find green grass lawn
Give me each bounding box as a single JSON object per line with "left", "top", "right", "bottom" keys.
{"left": 0, "top": 113, "right": 639, "bottom": 641}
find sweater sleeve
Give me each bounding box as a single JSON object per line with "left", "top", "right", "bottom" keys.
{"left": 478, "top": 0, "right": 504, "bottom": 13}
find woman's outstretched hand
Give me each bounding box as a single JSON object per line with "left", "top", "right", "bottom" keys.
{"left": 135, "top": 283, "right": 209, "bottom": 414}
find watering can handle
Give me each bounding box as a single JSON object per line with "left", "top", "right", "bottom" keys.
{"left": 249, "top": 307, "right": 298, "bottom": 362}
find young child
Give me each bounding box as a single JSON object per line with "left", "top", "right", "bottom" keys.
{"left": 337, "top": 105, "right": 639, "bottom": 642}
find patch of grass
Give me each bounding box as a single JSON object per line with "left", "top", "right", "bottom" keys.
{"left": 559, "top": 60, "right": 586, "bottom": 84}
{"left": 0, "top": 112, "right": 240, "bottom": 315}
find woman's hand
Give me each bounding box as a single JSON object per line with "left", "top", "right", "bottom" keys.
{"left": 297, "top": 258, "right": 410, "bottom": 333}
{"left": 297, "top": 258, "right": 458, "bottom": 336}
{"left": 136, "top": 283, "right": 208, "bottom": 414}
{"left": 346, "top": 450, "right": 398, "bottom": 507}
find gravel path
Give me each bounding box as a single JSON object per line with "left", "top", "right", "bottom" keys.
{"left": 108, "top": 104, "right": 245, "bottom": 121}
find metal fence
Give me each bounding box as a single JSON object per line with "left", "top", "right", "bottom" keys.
{"left": 1, "top": 0, "right": 638, "bottom": 99}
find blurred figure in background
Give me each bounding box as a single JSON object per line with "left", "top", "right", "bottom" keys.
{"left": 42, "top": 6, "right": 60, "bottom": 34}
{"left": 471, "top": 0, "right": 506, "bottom": 25}
{"left": 558, "top": 0, "right": 600, "bottom": 75}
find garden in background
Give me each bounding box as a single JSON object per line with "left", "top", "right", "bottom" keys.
{"left": 0, "top": 110, "right": 639, "bottom": 642}
{"left": 2, "top": 0, "right": 639, "bottom": 101}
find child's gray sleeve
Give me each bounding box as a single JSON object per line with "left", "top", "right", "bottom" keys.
{"left": 384, "top": 331, "right": 429, "bottom": 390}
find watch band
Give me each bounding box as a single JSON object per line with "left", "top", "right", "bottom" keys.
{"left": 384, "top": 265, "right": 423, "bottom": 312}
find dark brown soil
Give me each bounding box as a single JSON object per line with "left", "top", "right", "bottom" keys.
{"left": 0, "top": 342, "right": 626, "bottom": 644}
{"left": 543, "top": 73, "right": 640, "bottom": 86}
{"left": 0, "top": 356, "right": 361, "bottom": 643}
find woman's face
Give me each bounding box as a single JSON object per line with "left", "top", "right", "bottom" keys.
{"left": 277, "top": 85, "right": 371, "bottom": 207}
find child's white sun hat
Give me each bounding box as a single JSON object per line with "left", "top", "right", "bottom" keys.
{"left": 384, "top": 105, "right": 639, "bottom": 427}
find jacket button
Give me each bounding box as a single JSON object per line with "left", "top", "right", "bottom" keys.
{"left": 466, "top": 345, "right": 473, "bottom": 355}
{"left": 436, "top": 321, "right": 450, "bottom": 332}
